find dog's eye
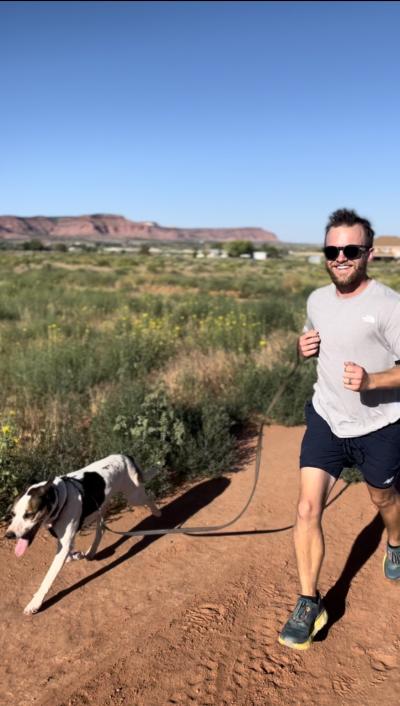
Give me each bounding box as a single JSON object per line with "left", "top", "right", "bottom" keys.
{"left": 23, "top": 511, "right": 36, "bottom": 519}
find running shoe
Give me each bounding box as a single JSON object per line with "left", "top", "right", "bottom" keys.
{"left": 383, "top": 543, "right": 400, "bottom": 580}
{"left": 278, "top": 594, "right": 328, "bottom": 650}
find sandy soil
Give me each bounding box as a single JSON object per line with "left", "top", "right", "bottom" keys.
{"left": 1, "top": 425, "right": 399, "bottom": 706}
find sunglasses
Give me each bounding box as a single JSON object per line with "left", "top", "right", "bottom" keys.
{"left": 323, "top": 244, "right": 370, "bottom": 261}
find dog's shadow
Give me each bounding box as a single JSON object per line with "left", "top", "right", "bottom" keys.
{"left": 41, "top": 476, "right": 231, "bottom": 612}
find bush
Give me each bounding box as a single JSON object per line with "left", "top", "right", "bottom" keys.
{"left": 22, "top": 239, "right": 47, "bottom": 251}
{"left": 105, "top": 387, "right": 235, "bottom": 496}
{"left": 0, "top": 417, "right": 22, "bottom": 511}
{"left": 224, "top": 240, "right": 254, "bottom": 258}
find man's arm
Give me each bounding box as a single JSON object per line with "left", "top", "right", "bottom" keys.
{"left": 343, "top": 361, "right": 400, "bottom": 391}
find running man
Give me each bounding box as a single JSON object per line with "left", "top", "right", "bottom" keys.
{"left": 279, "top": 208, "right": 400, "bottom": 650}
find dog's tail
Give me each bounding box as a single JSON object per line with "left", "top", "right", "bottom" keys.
{"left": 124, "top": 454, "right": 159, "bottom": 484}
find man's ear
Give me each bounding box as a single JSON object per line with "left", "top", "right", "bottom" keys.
{"left": 368, "top": 247, "right": 375, "bottom": 262}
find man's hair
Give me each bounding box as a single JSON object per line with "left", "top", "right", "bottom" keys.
{"left": 325, "top": 208, "right": 375, "bottom": 245}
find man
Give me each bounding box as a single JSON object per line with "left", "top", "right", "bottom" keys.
{"left": 279, "top": 208, "right": 400, "bottom": 651}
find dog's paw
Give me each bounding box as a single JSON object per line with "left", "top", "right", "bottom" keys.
{"left": 67, "top": 550, "right": 85, "bottom": 561}
{"left": 24, "top": 599, "right": 41, "bottom": 615}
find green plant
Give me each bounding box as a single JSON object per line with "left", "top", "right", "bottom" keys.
{"left": 113, "top": 387, "right": 186, "bottom": 468}
{"left": 0, "top": 416, "right": 22, "bottom": 508}
{"left": 224, "top": 240, "right": 254, "bottom": 258}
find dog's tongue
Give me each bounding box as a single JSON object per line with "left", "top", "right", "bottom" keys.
{"left": 15, "top": 538, "right": 29, "bottom": 557}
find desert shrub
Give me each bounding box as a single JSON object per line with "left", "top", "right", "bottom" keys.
{"left": 0, "top": 398, "right": 94, "bottom": 516}
{"left": 0, "top": 301, "right": 21, "bottom": 321}
{"left": 225, "top": 240, "right": 255, "bottom": 258}
{"left": 22, "top": 239, "right": 47, "bottom": 251}
{"left": 171, "top": 398, "right": 235, "bottom": 482}
{"left": 90, "top": 385, "right": 235, "bottom": 497}
{"left": 243, "top": 298, "right": 298, "bottom": 333}
{"left": 268, "top": 358, "right": 318, "bottom": 425}
{"left": 341, "top": 467, "right": 363, "bottom": 483}
{"left": 0, "top": 416, "right": 23, "bottom": 511}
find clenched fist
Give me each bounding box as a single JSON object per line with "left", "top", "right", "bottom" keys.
{"left": 343, "top": 361, "right": 370, "bottom": 391}
{"left": 298, "top": 329, "right": 320, "bottom": 358}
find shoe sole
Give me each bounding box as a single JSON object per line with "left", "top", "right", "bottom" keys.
{"left": 278, "top": 608, "right": 328, "bottom": 651}
{"left": 383, "top": 553, "right": 400, "bottom": 581}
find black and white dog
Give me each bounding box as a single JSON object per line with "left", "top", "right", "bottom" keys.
{"left": 5, "top": 454, "right": 161, "bottom": 615}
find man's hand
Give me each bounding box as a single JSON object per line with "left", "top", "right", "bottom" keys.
{"left": 298, "top": 329, "right": 320, "bottom": 358}
{"left": 343, "top": 361, "right": 370, "bottom": 391}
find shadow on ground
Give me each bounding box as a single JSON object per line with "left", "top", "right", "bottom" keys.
{"left": 315, "top": 512, "right": 384, "bottom": 641}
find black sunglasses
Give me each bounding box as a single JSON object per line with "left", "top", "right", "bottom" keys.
{"left": 323, "top": 244, "right": 370, "bottom": 261}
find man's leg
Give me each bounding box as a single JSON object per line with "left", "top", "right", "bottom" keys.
{"left": 294, "top": 466, "right": 337, "bottom": 596}
{"left": 367, "top": 484, "right": 400, "bottom": 546}
{"left": 279, "top": 466, "right": 336, "bottom": 650}
{"left": 366, "top": 483, "right": 400, "bottom": 580}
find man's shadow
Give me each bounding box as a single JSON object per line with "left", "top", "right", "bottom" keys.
{"left": 40, "top": 476, "right": 231, "bottom": 612}
{"left": 315, "top": 511, "right": 384, "bottom": 642}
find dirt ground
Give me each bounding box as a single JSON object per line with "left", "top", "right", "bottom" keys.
{"left": 1, "top": 425, "right": 399, "bottom": 706}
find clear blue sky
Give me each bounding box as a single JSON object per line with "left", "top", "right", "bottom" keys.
{"left": 1, "top": 0, "right": 400, "bottom": 243}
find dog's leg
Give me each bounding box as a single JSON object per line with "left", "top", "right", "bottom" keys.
{"left": 23, "top": 522, "right": 78, "bottom": 615}
{"left": 83, "top": 515, "right": 104, "bottom": 560}
{"left": 65, "top": 535, "right": 80, "bottom": 562}
{"left": 124, "top": 456, "right": 161, "bottom": 516}
{"left": 126, "top": 484, "right": 161, "bottom": 517}
{"left": 147, "top": 497, "right": 161, "bottom": 517}
{"left": 65, "top": 514, "right": 104, "bottom": 561}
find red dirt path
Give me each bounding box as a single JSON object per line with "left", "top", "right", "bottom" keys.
{"left": 1, "top": 425, "right": 399, "bottom": 706}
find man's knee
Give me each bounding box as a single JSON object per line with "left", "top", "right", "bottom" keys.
{"left": 368, "top": 485, "right": 399, "bottom": 510}
{"left": 296, "top": 497, "right": 324, "bottom": 524}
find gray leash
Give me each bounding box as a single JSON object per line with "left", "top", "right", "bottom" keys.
{"left": 101, "top": 355, "right": 300, "bottom": 538}
{"left": 101, "top": 420, "right": 264, "bottom": 537}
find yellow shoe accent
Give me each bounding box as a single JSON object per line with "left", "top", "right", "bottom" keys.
{"left": 278, "top": 608, "right": 328, "bottom": 651}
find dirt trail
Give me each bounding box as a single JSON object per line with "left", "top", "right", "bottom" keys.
{"left": 1, "top": 425, "right": 399, "bottom": 706}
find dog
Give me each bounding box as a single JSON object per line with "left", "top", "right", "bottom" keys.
{"left": 5, "top": 454, "right": 161, "bottom": 615}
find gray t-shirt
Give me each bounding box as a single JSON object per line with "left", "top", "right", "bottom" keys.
{"left": 305, "top": 279, "right": 400, "bottom": 438}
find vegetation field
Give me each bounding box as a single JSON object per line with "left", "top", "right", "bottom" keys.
{"left": 1, "top": 251, "right": 399, "bottom": 515}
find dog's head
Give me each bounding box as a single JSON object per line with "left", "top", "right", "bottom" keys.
{"left": 5, "top": 480, "right": 57, "bottom": 557}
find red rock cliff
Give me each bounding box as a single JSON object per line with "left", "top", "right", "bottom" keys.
{"left": 0, "top": 214, "right": 279, "bottom": 243}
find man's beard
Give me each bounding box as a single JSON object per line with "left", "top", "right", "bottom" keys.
{"left": 326, "top": 261, "right": 369, "bottom": 292}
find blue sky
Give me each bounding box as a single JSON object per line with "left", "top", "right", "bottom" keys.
{"left": 1, "top": 1, "right": 400, "bottom": 243}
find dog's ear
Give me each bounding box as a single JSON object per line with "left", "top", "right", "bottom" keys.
{"left": 39, "top": 480, "right": 54, "bottom": 494}
{"left": 31, "top": 480, "right": 54, "bottom": 496}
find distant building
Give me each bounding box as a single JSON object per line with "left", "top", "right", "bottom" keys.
{"left": 207, "top": 248, "right": 227, "bottom": 258}
{"left": 373, "top": 236, "right": 400, "bottom": 260}
{"left": 308, "top": 254, "right": 323, "bottom": 265}
{"left": 253, "top": 251, "right": 267, "bottom": 261}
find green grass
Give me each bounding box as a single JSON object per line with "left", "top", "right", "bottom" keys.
{"left": 0, "top": 251, "right": 398, "bottom": 515}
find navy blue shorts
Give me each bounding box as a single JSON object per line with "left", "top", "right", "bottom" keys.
{"left": 300, "top": 401, "right": 400, "bottom": 489}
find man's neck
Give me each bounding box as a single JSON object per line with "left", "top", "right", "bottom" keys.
{"left": 335, "top": 276, "right": 371, "bottom": 299}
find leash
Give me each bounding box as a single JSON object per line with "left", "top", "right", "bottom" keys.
{"left": 101, "top": 419, "right": 264, "bottom": 537}
{"left": 100, "top": 352, "right": 301, "bottom": 538}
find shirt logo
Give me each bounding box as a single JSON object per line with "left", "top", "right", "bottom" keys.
{"left": 362, "top": 315, "right": 375, "bottom": 324}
